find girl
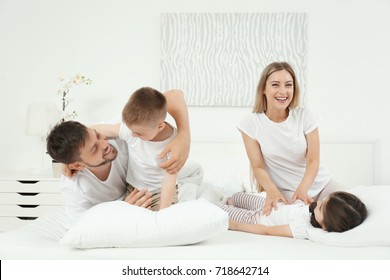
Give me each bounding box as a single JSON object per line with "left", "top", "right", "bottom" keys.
{"left": 218, "top": 191, "right": 367, "bottom": 239}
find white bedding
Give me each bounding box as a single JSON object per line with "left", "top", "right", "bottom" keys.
{"left": 1, "top": 141, "right": 389, "bottom": 260}
{"left": 0, "top": 207, "right": 389, "bottom": 260}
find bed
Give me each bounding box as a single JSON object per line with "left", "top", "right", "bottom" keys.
{"left": 0, "top": 140, "right": 389, "bottom": 260}
{"left": 0, "top": 206, "right": 389, "bottom": 260}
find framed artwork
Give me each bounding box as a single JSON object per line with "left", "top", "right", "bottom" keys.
{"left": 161, "top": 13, "right": 308, "bottom": 107}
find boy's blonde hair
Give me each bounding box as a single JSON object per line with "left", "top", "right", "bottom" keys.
{"left": 122, "top": 87, "right": 167, "bottom": 126}
{"left": 253, "top": 62, "right": 300, "bottom": 113}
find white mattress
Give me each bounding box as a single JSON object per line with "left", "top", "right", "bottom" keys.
{"left": 0, "top": 208, "right": 389, "bottom": 260}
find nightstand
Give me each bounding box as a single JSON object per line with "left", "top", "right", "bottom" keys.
{"left": 0, "top": 171, "right": 63, "bottom": 231}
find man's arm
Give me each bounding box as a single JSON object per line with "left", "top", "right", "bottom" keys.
{"left": 60, "top": 179, "right": 94, "bottom": 228}
{"left": 91, "top": 123, "right": 121, "bottom": 139}
{"left": 159, "top": 89, "right": 191, "bottom": 174}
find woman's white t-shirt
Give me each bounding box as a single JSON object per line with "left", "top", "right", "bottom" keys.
{"left": 237, "top": 107, "right": 331, "bottom": 197}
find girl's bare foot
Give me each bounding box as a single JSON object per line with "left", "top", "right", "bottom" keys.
{"left": 226, "top": 197, "right": 233, "bottom": 205}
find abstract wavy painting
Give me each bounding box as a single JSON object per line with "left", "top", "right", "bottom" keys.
{"left": 161, "top": 13, "right": 308, "bottom": 107}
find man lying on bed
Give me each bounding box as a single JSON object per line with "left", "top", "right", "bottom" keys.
{"left": 46, "top": 89, "right": 195, "bottom": 227}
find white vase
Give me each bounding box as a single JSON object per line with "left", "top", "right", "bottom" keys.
{"left": 52, "top": 161, "right": 62, "bottom": 178}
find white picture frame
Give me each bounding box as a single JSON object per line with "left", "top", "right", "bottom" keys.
{"left": 161, "top": 13, "right": 308, "bottom": 107}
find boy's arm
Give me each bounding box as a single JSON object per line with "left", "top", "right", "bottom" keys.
{"left": 159, "top": 89, "right": 191, "bottom": 174}
{"left": 158, "top": 172, "right": 178, "bottom": 210}
{"left": 229, "top": 220, "right": 293, "bottom": 238}
{"left": 91, "top": 123, "right": 121, "bottom": 139}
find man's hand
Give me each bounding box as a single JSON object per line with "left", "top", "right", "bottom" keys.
{"left": 159, "top": 133, "right": 190, "bottom": 174}
{"left": 124, "top": 188, "right": 153, "bottom": 208}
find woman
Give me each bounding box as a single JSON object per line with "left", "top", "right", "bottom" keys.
{"left": 238, "top": 62, "right": 346, "bottom": 215}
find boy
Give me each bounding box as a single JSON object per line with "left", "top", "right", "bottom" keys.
{"left": 48, "top": 88, "right": 193, "bottom": 226}
{"left": 94, "top": 87, "right": 181, "bottom": 210}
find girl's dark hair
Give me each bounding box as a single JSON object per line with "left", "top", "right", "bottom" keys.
{"left": 46, "top": 121, "right": 89, "bottom": 164}
{"left": 309, "top": 201, "right": 321, "bottom": 228}
{"left": 309, "top": 191, "right": 367, "bottom": 232}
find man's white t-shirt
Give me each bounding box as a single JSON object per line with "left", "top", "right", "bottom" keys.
{"left": 59, "top": 139, "right": 128, "bottom": 227}
{"left": 119, "top": 122, "right": 177, "bottom": 193}
{"left": 237, "top": 107, "right": 331, "bottom": 197}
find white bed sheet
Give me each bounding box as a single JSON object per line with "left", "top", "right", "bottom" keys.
{"left": 0, "top": 208, "right": 389, "bottom": 260}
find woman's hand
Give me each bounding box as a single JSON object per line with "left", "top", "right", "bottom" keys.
{"left": 290, "top": 188, "right": 314, "bottom": 204}
{"left": 262, "top": 189, "right": 288, "bottom": 216}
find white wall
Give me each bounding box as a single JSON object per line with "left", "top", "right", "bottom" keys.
{"left": 0, "top": 0, "right": 389, "bottom": 183}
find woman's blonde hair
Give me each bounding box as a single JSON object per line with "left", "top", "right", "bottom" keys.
{"left": 253, "top": 62, "right": 300, "bottom": 113}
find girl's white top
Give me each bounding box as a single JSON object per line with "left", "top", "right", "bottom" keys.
{"left": 261, "top": 202, "right": 312, "bottom": 239}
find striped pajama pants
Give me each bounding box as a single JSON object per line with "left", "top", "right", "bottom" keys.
{"left": 217, "top": 192, "right": 265, "bottom": 224}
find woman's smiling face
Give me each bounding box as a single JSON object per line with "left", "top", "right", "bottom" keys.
{"left": 263, "top": 69, "right": 294, "bottom": 111}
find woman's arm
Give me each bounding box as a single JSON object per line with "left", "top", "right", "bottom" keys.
{"left": 229, "top": 219, "right": 293, "bottom": 238}
{"left": 241, "top": 131, "right": 288, "bottom": 215}
{"left": 291, "top": 128, "right": 320, "bottom": 204}
{"left": 159, "top": 89, "right": 191, "bottom": 174}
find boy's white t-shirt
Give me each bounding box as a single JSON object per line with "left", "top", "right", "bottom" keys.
{"left": 259, "top": 202, "right": 312, "bottom": 239}
{"left": 119, "top": 121, "right": 177, "bottom": 193}
{"left": 237, "top": 107, "right": 331, "bottom": 197}
{"left": 59, "top": 139, "right": 129, "bottom": 227}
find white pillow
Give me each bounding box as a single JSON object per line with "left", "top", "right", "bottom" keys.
{"left": 61, "top": 198, "right": 228, "bottom": 248}
{"left": 307, "top": 185, "right": 390, "bottom": 247}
